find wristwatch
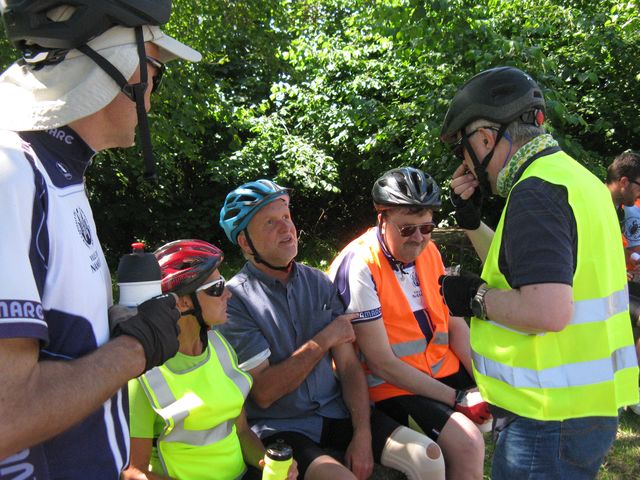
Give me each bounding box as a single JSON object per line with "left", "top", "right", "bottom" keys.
{"left": 470, "top": 283, "right": 490, "bottom": 320}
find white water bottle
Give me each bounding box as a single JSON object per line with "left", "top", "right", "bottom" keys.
{"left": 109, "top": 242, "right": 162, "bottom": 331}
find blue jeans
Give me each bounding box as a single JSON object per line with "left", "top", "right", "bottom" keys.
{"left": 491, "top": 415, "right": 619, "bottom": 479}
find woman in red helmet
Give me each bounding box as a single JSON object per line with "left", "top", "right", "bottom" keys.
{"left": 124, "top": 239, "right": 297, "bottom": 480}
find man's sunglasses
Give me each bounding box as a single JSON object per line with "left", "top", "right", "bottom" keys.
{"left": 196, "top": 276, "right": 226, "bottom": 297}
{"left": 391, "top": 221, "right": 436, "bottom": 237}
{"left": 146, "top": 56, "right": 165, "bottom": 93}
{"left": 451, "top": 126, "right": 500, "bottom": 160}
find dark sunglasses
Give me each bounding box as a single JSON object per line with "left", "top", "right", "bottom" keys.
{"left": 146, "top": 55, "right": 165, "bottom": 93}
{"left": 196, "top": 276, "right": 226, "bottom": 297}
{"left": 629, "top": 178, "right": 640, "bottom": 189}
{"left": 392, "top": 221, "right": 436, "bottom": 237}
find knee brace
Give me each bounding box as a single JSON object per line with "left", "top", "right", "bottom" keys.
{"left": 380, "top": 425, "right": 445, "bottom": 480}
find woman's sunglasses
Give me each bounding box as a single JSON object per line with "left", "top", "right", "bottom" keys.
{"left": 391, "top": 221, "right": 436, "bottom": 237}
{"left": 196, "top": 276, "right": 226, "bottom": 297}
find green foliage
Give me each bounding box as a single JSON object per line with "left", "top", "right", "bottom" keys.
{"left": 0, "top": 1, "right": 638, "bottom": 265}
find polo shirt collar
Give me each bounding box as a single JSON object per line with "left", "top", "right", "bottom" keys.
{"left": 245, "top": 260, "right": 299, "bottom": 286}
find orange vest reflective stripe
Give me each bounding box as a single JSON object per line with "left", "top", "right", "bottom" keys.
{"left": 346, "top": 228, "right": 460, "bottom": 402}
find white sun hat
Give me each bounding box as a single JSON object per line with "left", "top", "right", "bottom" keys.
{"left": 0, "top": 24, "right": 201, "bottom": 131}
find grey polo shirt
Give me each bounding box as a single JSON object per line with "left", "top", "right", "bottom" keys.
{"left": 218, "top": 261, "right": 350, "bottom": 442}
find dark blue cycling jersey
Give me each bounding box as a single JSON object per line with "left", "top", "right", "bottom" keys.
{"left": 0, "top": 127, "right": 129, "bottom": 478}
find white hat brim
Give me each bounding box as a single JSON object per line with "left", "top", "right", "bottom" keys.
{"left": 0, "top": 25, "right": 201, "bottom": 131}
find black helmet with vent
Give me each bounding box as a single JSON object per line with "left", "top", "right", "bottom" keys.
{"left": 440, "top": 66, "right": 545, "bottom": 143}
{"left": 2, "top": 0, "right": 170, "bottom": 55}
{"left": 372, "top": 167, "right": 441, "bottom": 210}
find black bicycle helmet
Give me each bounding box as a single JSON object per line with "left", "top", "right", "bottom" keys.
{"left": 2, "top": 0, "right": 170, "bottom": 56}
{"left": 372, "top": 167, "right": 441, "bottom": 210}
{"left": 440, "top": 66, "right": 545, "bottom": 143}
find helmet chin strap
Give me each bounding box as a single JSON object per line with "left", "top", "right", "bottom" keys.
{"left": 244, "top": 230, "right": 293, "bottom": 272}
{"left": 462, "top": 125, "right": 507, "bottom": 196}
{"left": 181, "top": 293, "right": 209, "bottom": 347}
{"left": 77, "top": 26, "right": 157, "bottom": 182}
{"left": 378, "top": 216, "right": 408, "bottom": 274}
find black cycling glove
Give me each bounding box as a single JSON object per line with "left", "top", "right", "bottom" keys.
{"left": 450, "top": 187, "right": 483, "bottom": 230}
{"left": 112, "top": 294, "right": 180, "bottom": 373}
{"left": 438, "top": 272, "right": 485, "bottom": 317}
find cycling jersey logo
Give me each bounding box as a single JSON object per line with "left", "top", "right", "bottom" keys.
{"left": 624, "top": 217, "right": 640, "bottom": 242}
{"left": 74, "top": 207, "right": 93, "bottom": 247}
{"left": 410, "top": 270, "right": 420, "bottom": 287}
{"left": 47, "top": 128, "right": 75, "bottom": 145}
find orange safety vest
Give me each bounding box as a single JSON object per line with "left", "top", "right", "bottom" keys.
{"left": 341, "top": 228, "right": 461, "bottom": 402}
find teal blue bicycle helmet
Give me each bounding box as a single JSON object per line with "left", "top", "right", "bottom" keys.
{"left": 219, "top": 179, "right": 290, "bottom": 245}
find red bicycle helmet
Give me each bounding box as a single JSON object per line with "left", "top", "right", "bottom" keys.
{"left": 154, "top": 239, "right": 223, "bottom": 296}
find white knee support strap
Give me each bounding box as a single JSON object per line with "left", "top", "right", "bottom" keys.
{"left": 380, "top": 425, "right": 445, "bottom": 480}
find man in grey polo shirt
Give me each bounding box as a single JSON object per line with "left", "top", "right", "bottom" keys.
{"left": 219, "top": 179, "right": 445, "bottom": 480}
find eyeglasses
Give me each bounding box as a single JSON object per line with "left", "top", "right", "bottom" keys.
{"left": 451, "top": 126, "right": 499, "bottom": 160}
{"left": 146, "top": 56, "right": 165, "bottom": 93}
{"left": 629, "top": 178, "right": 640, "bottom": 189}
{"left": 390, "top": 221, "right": 436, "bottom": 237}
{"left": 196, "top": 276, "right": 226, "bottom": 297}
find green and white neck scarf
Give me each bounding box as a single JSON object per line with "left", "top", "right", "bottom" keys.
{"left": 496, "top": 134, "right": 559, "bottom": 197}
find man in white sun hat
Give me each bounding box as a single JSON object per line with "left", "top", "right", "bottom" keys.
{"left": 0, "top": 1, "right": 201, "bottom": 477}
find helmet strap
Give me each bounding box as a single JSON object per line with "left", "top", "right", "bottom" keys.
{"left": 378, "top": 214, "right": 408, "bottom": 274}
{"left": 244, "top": 230, "right": 293, "bottom": 272}
{"left": 182, "top": 293, "right": 209, "bottom": 347}
{"left": 77, "top": 26, "right": 157, "bottom": 182}
{"left": 463, "top": 124, "right": 506, "bottom": 195}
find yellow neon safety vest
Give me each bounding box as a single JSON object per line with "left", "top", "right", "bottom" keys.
{"left": 138, "top": 330, "right": 253, "bottom": 479}
{"left": 473, "top": 150, "right": 639, "bottom": 420}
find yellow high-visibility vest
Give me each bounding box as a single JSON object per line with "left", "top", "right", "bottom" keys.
{"left": 473, "top": 150, "right": 639, "bottom": 420}
{"left": 138, "top": 330, "right": 252, "bottom": 479}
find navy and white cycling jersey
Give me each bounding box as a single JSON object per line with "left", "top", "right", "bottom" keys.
{"left": 0, "top": 127, "right": 129, "bottom": 479}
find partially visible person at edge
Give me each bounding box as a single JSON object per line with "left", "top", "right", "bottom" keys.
{"left": 217, "top": 180, "right": 446, "bottom": 480}
{"left": 124, "top": 239, "right": 298, "bottom": 480}
{"left": 607, "top": 149, "right": 640, "bottom": 415}
{"left": 437, "top": 66, "right": 639, "bottom": 479}
{"left": 329, "top": 166, "right": 488, "bottom": 480}
{"left": 0, "top": 1, "right": 200, "bottom": 477}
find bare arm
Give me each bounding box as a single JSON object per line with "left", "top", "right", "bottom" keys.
{"left": 332, "top": 342, "right": 373, "bottom": 480}
{"left": 0, "top": 336, "right": 146, "bottom": 460}
{"left": 485, "top": 283, "right": 574, "bottom": 333}
{"left": 122, "top": 437, "right": 173, "bottom": 480}
{"left": 248, "top": 313, "right": 358, "bottom": 409}
{"left": 236, "top": 408, "right": 266, "bottom": 469}
{"left": 354, "top": 321, "right": 456, "bottom": 407}
{"left": 465, "top": 222, "right": 494, "bottom": 263}
{"left": 448, "top": 315, "right": 473, "bottom": 375}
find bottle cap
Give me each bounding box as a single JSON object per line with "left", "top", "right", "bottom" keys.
{"left": 117, "top": 242, "right": 162, "bottom": 306}
{"left": 265, "top": 440, "right": 293, "bottom": 461}
{"left": 117, "top": 242, "right": 161, "bottom": 283}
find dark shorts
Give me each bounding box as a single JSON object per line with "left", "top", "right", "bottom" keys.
{"left": 261, "top": 408, "right": 399, "bottom": 477}
{"left": 375, "top": 368, "right": 475, "bottom": 442}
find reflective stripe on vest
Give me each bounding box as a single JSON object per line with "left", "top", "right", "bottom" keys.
{"left": 487, "top": 287, "right": 629, "bottom": 335}
{"left": 365, "top": 337, "right": 449, "bottom": 387}
{"left": 473, "top": 344, "right": 637, "bottom": 389}
{"left": 142, "top": 332, "right": 251, "bottom": 446}
{"left": 473, "top": 150, "right": 639, "bottom": 420}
